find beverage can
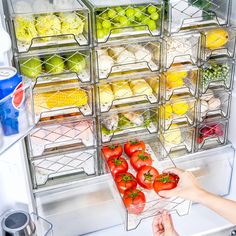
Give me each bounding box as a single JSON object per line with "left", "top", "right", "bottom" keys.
{"left": 0, "top": 66, "right": 24, "bottom": 136}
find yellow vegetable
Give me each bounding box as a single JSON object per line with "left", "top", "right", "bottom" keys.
{"left": 99, "top": 84, "right": 114, "bottom": 104}
{"left": 130, "top": 79, "right": 153, "bottom": 96}
{"left": 166, "top": 70, "right": 187, "bottom": 88}
{"left": 172, "top": 101, "right": 189, "bottom": 115}
{"left": 111, "top": 81, "right": 132, "bottom": 98}
{"left": 205, "top": 28, "right": 229, "bottom": 50}
{"left": 162, "top": 104, "right": 173, "bottom": 119}
{"left": 163, "top": 124, "right": 182, "bottom": 145}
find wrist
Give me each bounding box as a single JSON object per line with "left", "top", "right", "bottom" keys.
{"left": 192, "top": 187, "right": 209, "bottom": 203}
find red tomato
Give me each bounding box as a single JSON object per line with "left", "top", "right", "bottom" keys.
{"left": 130, "top": 151, "right": 152, "bottom": 171}
{"left": 153, "top": 173, "right": 178, "bottom": 194}
{"left": 123, "top": 188, "right": 146, "bottom": 215}
{"left": 107, "top": 156, "right": 128, "bottom": 177}
{"left": 136, "top": 166, "right": 159, "bottom": 190}
{"left": 102, "top": 144, "right": 123, "bottom": 160}
{"left": 115, "top": 172, "right": 137, "bottom": 194}
{"left": 124, "top": 140, "right": 146, "bottom": 157}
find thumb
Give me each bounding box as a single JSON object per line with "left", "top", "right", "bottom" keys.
{"left": 159, "top": 189, "right": 178, "bottom": 198}
{"left": 162, "top": 211, "right": 174, "bottom": 232}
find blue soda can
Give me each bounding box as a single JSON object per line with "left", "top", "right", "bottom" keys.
{"left": 0, "top": 67, "right": 24, "bottom": 136}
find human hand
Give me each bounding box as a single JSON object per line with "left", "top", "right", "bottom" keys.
{"left": 152, "top": 211, "right": 179, "bottom": 236}
{"left": 158, "top": 168, "right": 205, "bottom": 202}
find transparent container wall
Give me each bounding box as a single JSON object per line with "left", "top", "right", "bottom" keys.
{"left": 97, "top": 74, "right": 160, "bottom": 113}
{"left": 7, "top": 0, "right": 90, "bottom": 53}
{"left": 99, "top": 105, "right": 158, "bottom": 143}
{"left": 33, "top": 81, "right": 94, "bottom": 120}
{"left": 199, "top": 89, "right": 231, "bottom": 122}
{"left": 200, "top": 57, "right": 235, "bottom": 94}
{"left": 163, "top": 32, "right": 201, "bottom": 69}
{"left": 31, "top": 148, "right": 97, "bottom": 189}
{"left": 95, "top": 40, "right": 161, "bottom": 80}
{"left": 161, "top": 64, "right": 199, "bottom": 101}
{"left": 27, "top": 115, "right": 96, "bottom": 158}
{"left": 159, "top": 124, "right": 195, "bottom": 158}
{"left": 160, "top": 96, "right": 197, "bottom": 131}
{"left": 31, "top": 213, "right": 53, "bottom": 236}
{"left": 166, "top": 0, "right": 231, "bottom": 34}
{"left": 0, "top": 83, "right": 36, "bottom": 155}
{"left": 85, "top": 0, "right": 164, "bottom": 44}
{"left": 196, "top": 117, "right": 228, "bottom": 151}
{"left": 16, "top": 48, "right": 92, "bottom": 84}
{"left": 201, "top": 27, "right": 236, "bottom": 61}
{"left": 100, "top": 134, "right": 191, "bottom": 231}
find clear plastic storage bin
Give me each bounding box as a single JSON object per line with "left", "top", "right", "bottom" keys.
{"left": 160, "top": 64, "right": 199, "bottom": 101}
{"left": 99, "top": 105, "right": 158, "bottom": 143}
{"left": 199, "top": 57, "right": 235, "bottom": 94}
{"left": 97, "top": 74, "right": 160, "bottom": 113}
{"left": 7, "top": 0, "right": 90, "bottom": 53}
{"left": 163, "top": 32, "right": 201, "bottom": 68}
{"left": 160, "top": 96, "right": 197, "bottom": 131}
{"left": 94, "top": 40, "right": 161, "bottom": 80}
{"left": 100, "top": 134, "right": 191, "bottom": 231}
{"left": 166, "top": 0, "right": 231, "bottom": 34}
{"left": 84, "top": 0, "right": 164, "bottom": 44}
{"left": 196, "top": 117, "right": 228, "bottom": 151}
{"left": 0, "top": 83, "right": 37, "bottom": 155}
{"left": 33, "top": 80, "right": 94, "bottom": 120}
{"left": 199, "top": 89, "right": 231, "bottom": 122}
{"left": 16, "top": 47, "right": 92, "bottom": 84}
{"left": 27, "top": 115, "right": 96, "bottom": 158}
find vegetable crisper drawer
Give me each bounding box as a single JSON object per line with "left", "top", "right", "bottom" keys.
{"left": 84, "top": 0, "right": 164, "bottom": 44}
{"left": 7, "top": 0, "right": 90, "bottom": 53}
{"left": 0, "top": 83, "right": 36, "bottom": 155}
{"left": 95, "top": 40, "right": 161, "bottom": 80}
{"left": 31, "top": 148, "right": 97, "bottom": 189}
{"left": 16, "top": 48, "right": 92, "bottom": 84}
{"left": 166, "top": 0, "right": 231, "bottom": 34}
{"left": 101, "top": 135, "right": 191, "bottom": 231}
{"left": 27, "top": 116, "right": 96, "bottom": 158}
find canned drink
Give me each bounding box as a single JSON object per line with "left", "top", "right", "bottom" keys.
{"left": 0, "top": 66, "right": 24, "bottom": 136}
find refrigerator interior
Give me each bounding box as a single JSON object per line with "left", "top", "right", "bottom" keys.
{"left": 0, "top": 0, "right": 236, "bottom": 235}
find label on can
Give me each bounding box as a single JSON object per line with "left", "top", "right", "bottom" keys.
{"left": 12, "top": 82, "right": 25, "bottom": 109}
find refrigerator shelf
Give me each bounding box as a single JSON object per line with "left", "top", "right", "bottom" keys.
{"left": 7, "top": 0, "right": 90, "bottom": 53}
{"left": 163, "top": 32, "right": 201, "bottom": 69}
{"left": 27, "top": 115, "right": 96, "bottom": 158}
{"left": 166, "top": 0, "right": 231, "bottom": 34}
{"left": 84, "top": 0, "right": 164, "bottom": 44}
{"left": 97, "top": 76, "right": 159, "bottom": 113}
{"left": 16, "top": 49, "right": 92, "bottom": 84}
{"left": 31, "top": 148, "right": 96, "bottom": 188}
{"left": 160, "top": 64, "right": 199, "bottom": 101}
{"left": 0, "top": 82, "right": 37, "bottom": 155}
{"left": 94, "top": 40, "right": 161, "bottom": 80}
{"left": 101, "top": 135, "right": 191, "bottom": 231}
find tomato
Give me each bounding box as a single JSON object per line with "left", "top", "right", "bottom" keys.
{"left": 130, "top": 151, "right": 152, "bottom": 171}
{"left": 115, "top": 172, "right": 137, "bottom": 194}
{"left": 123, "top": 188, "right": 146, "bottom": 215}
{"left": 136, "top": 166, "right": 159, "bottom": 190}
{"left": 153, "top": 173, "right": 178, "bottom": 194}
{"left": 124, "top": 140, "right": 146, "bottom": 157}
{"left": 107, "top": 156, "right": 128, "bottom": 177}
{"left": 102, "top": 144, "right": 123, "bottom": 160}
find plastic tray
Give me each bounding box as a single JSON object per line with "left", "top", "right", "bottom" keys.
{"left": 199, "top": 57, "right": 235, "bottom": 94}
{"left": 99, "top": 105, "right": 158, "bottom": 143}
{"left": 160, "top": 96, "right": 197, "bottom": 131}
{"left": 31, "top": 148, "right": 97, "bottom": 189}
{"left": 163, "top": 32, "right": 201, "bottom": 68}
{"left": 16, "top": 47, "right": 92, "bottom": 84}
{"left": 160, "top": 64, "right": 199, "bottom": 101}
{"left": 27, "top": 115, "right": 96, "bottom": 158}
{"left": 0, "top": 82, "right": 37, "bottom": 155}
{"left": 201, "top": 27, "right": 236, "bottom": 61}
{"left": 84, "top": 0, "right": 164, "bottom": 44}
{"left": 199, "top": 88, "right": 232, "bottom": 122}
{"left": 7, "top": 0, "right": 90, "bottom": 53}
{"left": 33, "top": 80, "right": 94, "bottom": 120}
{"left": 195, "top": 117, "right": 228, "bottom": 151}
{"left": 100, "top": 134, "right": 191, "bottom": 231}
{"left": 94, "top": 40, "right": 161, "bottom": 80}
{"left": 97, "top": 75, "right": 160, "bottom": 113}
{"left": 166, "top": 0, "right": 231, "bottom": 34}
